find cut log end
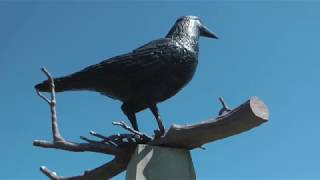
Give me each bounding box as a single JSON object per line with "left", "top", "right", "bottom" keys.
{"left": 151, "top": 96, "right": 269, "bottom": 149}
{"left": 250, "top": 96, "right": 269, "bottom": 121}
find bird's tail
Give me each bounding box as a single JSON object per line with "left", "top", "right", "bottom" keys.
{"left": 34, "top": 63, "right": 107, "bottom": 93}
{"left": 34, "top": 80, "right": 51, "bottom": 92}
{"left": 34, "top": 75, "right": 88, "bottom": 92}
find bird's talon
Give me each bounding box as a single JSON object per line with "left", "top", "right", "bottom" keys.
{"left": 154, "top": 130, "right": 160, "bottom": 139}
{"left": 153, "top": 129, "right": 165, "bottom": 139}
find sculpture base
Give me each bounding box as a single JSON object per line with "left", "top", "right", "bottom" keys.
{"left": 126, "top": 144, "right": 196, "bottom": 180}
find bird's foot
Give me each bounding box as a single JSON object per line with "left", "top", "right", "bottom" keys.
{"left": 154, "top": 129, "right": 165, "bottom": 139}
{"left": 112, "top": 121, "right": 153, "bottom": 142}
{"left": 81, "top": 130, "right": 151, "bottom": 147}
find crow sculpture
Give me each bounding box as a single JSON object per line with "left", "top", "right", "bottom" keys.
{"left": 35, "top": 16, "right": 217, "bottom": 137}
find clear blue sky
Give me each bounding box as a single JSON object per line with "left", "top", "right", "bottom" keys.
{"left": 1, "top": 1, "right": 320, "bottom": 179}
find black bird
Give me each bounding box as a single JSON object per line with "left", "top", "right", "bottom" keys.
{"left": 35, "top": 16, "right": 217, "bottom": 136}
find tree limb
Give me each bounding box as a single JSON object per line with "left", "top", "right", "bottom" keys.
{"left": 33, "top": 67, "right": 133, "bottom": 179}
{"left": 34, "top": 68, "right": 269, "bottom": 179}
{"left": 39, "top": 155, "right": 132, "bottom": 180}
{"left": 33, "top": 139, "right": 119, "bottom": 155}
{"left": 150, "top": 96, "right": 268, "bottom": 149}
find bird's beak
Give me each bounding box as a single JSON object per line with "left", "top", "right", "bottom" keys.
{"left": 200, "top": 24, "right": 218, "bottom": 39}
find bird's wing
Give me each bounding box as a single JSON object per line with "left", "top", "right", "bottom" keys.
{"left": 62, "top": 38, "right": 183, "bottom": 99}
{"left": 80, "top": 38, "right": 180, "bottom": 79}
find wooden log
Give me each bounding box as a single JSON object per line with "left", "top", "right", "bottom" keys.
{"left": 150, "top": 96, "right": 268, "bottom": 149}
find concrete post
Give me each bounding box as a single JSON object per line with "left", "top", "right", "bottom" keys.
{"left": 126, "top": 144, "right": 196, "bottom": 180}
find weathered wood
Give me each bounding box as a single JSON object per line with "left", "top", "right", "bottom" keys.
{"left": 150, "top": 96, "right": 268, "bottom": 149}
{"left": 34, "top": 68, "right": 269, "bottom": 180}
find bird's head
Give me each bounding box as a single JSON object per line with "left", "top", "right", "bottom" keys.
{"left": 166, "top": 16, "right": 218, "bottom": 40}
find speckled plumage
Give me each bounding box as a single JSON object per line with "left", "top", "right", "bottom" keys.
{"left": 35, "top": 16, "right": 217, "bottom": 135}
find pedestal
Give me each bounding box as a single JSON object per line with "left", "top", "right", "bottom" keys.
{"left": 126, "top": 144, "right": 196, "bottom": 180}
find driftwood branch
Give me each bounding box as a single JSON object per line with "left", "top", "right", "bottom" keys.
{"left": 33, "top": 68, "right": 135, "bottom": 180}
{"left": 34, "top": 68, "right": 269, "bottom": 179}
{"left": 39, "top": 156, "right": 130, "bottom": 180}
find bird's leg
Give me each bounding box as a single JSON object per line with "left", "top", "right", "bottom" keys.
{"left": 121, "top": 104, "right": 139, "bottom": 131}
{"left": 150, "top": 104, "right": 165, "bottom": 137}
{"left": 126, "top": 113, "right": 139, "bottom": 132}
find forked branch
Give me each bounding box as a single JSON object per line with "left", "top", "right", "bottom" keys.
{"left": 33, "top": 68, "right": 135, "bottom": 179}
{"left": 34, "top": 68, "right": 269, "bottom": 179}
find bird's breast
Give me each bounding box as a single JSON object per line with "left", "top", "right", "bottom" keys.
{"left": 151, "top": 49, "right": 198, "bottom": 103}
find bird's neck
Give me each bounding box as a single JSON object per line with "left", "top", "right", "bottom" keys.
{"left": 166, "top": 22, "right": 200, "bottom": 54}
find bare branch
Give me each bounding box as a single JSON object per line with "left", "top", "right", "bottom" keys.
{"left": 90, "top": 131, "right": 109, "bottom": 140}
{"left": 36, "top": 90, "right": 51, "bottom": 104}
{"left": 86, "top": 131, "right": 144, "bottom": 147}
{"left": 41, "top": 67, "right": 55, "bottom": 102}
{"left": 218, "top": 97, "right": 232, "bottom": 116}
{"left": 40, "top": 166, "right": 60, "bottom": 180}
{"left": 36, "top": 67, "right": 64, "bottom": 142}
{"left": 80, "top": 136, "right": 98, "bottom": 143}
{"left": 112, "top": 121, "right": 152, "bottom": 141}
{"left": 34, "top": 68, "right": 129, "bottom": 179}
{"left": 40, "top": 155, "right": 133, "bottom": 180}
{"left": 33, "top": 139, "right": 120, "bottom": 155}
{"left": 218, "top": 97, "right": 229, "bottom": 110}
